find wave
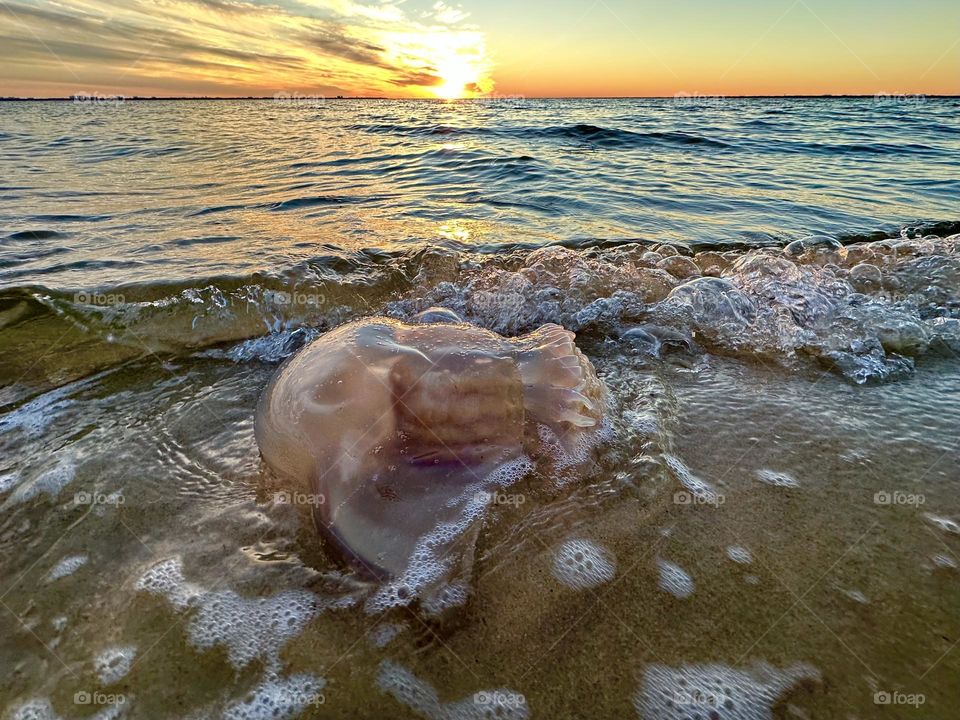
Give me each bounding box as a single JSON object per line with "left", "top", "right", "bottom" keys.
{"left": 2, "top": 229, "right": 958, "bottom": 412}
{"left": 349, "top": 122, "right": 730, "bottom": 149}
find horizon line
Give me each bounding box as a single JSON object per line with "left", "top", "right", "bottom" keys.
{"left": 1, "top": 93, "right": 955, "bottom": 102}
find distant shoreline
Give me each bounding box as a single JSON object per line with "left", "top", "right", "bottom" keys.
{"left": 1, "top": 94, "right": 956, "bottom": 102}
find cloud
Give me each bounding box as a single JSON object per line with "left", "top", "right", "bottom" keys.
{"left": 300, "top": 24, "right": 389, "bottom": 68}
{"left": 430, "top": 2, "right": 469, "bottom": 25}
{"left": 0, "top": 0, "right": 494, "bottom": 97}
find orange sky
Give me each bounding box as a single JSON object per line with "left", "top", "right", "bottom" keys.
{"left": 1, "top": 0, "right": 957, "bottom": 98}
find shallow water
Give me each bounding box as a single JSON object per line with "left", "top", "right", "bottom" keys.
{"left": 2, "top": 99, "right": 960, "bottom": 718}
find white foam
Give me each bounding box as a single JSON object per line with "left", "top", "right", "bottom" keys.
{"left": 623, "top": 410, "right": 658, "bottom": 436}
{"left": 377, "top": 659, "right": 529, "bottom": 720}
{"left": 755, "top": 469, "right": 800, "bottom": 489}
{"left": 552, "top": 539, "right": 616, "bottom": 590}
{"left": 135, "top": 557, "right": 321, "bottom": 672}
{"left": 367, "top": 455, "right": 534, "bottom": 615}
{"left": 664, "top": 454, "right": 721, "bottom": 504}
{"left": 8, "top": 697, "right": 126, "bottom": 720}
{"left": 191, "top": 589, "right": 319, "bottom": 672}
{"left": 0, "top": 382, "right": 74, "bottom": 436}
{"left": 369, "top": 623, "right": 405, "bottom": 648}
{"left": 135, "top": 557, "right": 202, "bottom": 611}
{"left": 726, "top": 546, "right": 753, "bottom": 565}
{"left": 222, "top": 674, "right": 325, "bottom": 720}
{"left": 94, "top": 645, "right": 137, "bottom": 685}
{"left": 634, "top": 661, "right": 819, "bottom": 720}
{"left": 8, "top": 698, "right": 58, "bottom": 720}
{"left": 657, "top": 559, "right": 694, "bottom": 599}
{"left": 4, "top": 457, "right": 77, "bottom": 507}
{"left": 390, "top": 236, "right": 960, "bottom": 384}
{"left": 47, "top": 554, "right": 88, "bottom": 581}
{"left": 0, "top": 473, "right": 19, "bottom": 493}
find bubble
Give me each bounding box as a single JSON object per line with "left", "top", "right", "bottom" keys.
{"left": 665, "top": 277, "right": 757, "bottom": 332}
{"left": 754, "top": 469, "right": 800, "bottom": 489}
{"left": 8, "top": 698, "right": 58, "bottom": 720}
{"left": 384, "top": 235, "right": 959, "bottom": 384}
{"left": 552, "top": 539, "right": 617, "bottom": 590}
{"left": 366, "top": 455, "right": 534, "bottom": 615}
{"left": 188, "top": 590, "right": 319, "bottom": 672}
{"left": 784, "top": 234, "right": 846, "bottom": 262}
{"left": 634, "top": 661, "right": 820, "bottom": 719}
{"left": 8, "top": 697, "right": 125, "bottom": 720}
{"left": 657, "top": 256, "right": 701, "bottom": 280}
{"left": 725, "top": 546, "right": 752, "bottom": 565}
{"left": 135, "top": 557, "right": 201, "bottom": 611}
{"left": 222, "top": 674, "right": 325, "bottom": 720}
{"left": 135, "top": 557, "right": 321, "bottom": 672}
{"left": 657, "top": 559, "right": 694, "bottom": 599}
{"left": 848, "top": 263, "right": 883, "bottom": 292}
{"left": 94, "top": 645, "right": 136, "bottom": 685}
{"left": 46, "top": 554, "right": 88, "bottom": 581}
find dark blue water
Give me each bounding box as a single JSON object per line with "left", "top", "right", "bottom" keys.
{"left": 1, "top": 97, "right": 958, "bottom": 290}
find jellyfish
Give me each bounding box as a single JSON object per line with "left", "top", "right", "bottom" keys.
{"left": 255, "top": 309, "right": 606, "bottom": 588}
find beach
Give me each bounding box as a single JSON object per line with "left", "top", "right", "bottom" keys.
{"left": 2, "top": 97, "right": 959, "bottom": 718}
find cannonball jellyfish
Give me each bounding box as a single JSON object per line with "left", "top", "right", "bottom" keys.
{"left": 255, "top": 310, "right": 607, "bottom": 583}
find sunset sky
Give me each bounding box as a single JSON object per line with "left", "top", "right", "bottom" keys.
{"left": 1, "top": 0, "right": 958, "bottom": 98}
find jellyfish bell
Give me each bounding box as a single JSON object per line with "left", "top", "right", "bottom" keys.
{"left": 255, "top": 316, "right": 607, "bottom": 596}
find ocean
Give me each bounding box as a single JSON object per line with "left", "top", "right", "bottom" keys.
{"left": 1, "top": 97, "right": 958, "bottom": 718}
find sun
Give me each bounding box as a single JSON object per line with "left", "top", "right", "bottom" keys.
{"left": 434, "top": 56, "right": 478, "bottom": 99}
{"left": 386, "top": 27, "right": 493, "bottom": 99}
{"left": 427, "top": 40, "right": 492, "bottom": 99}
